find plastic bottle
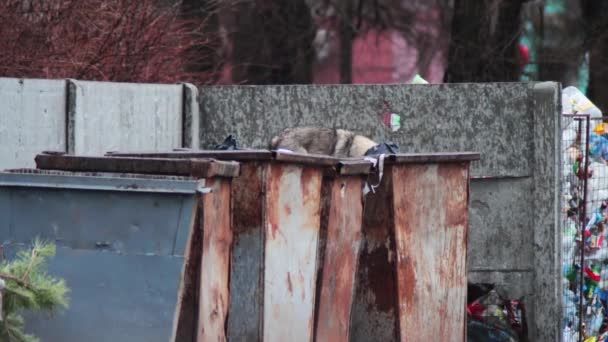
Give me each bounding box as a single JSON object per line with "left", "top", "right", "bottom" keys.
{"left": 585, "top": 296, "right": 604, "bottom": 337}
{"left": 562, "top": 86, "right": 602, "bottom": 150}
{"left": 563, "top": 86, "right": 603, "bottom": 118}
{"left": 563, "top": 288, "right": 579, "bottom": 333}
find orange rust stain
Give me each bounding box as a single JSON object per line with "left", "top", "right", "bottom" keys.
{"left": 391, "top": 166, "right": 420, "bottom": 315}
{"left": 266, "top": 164, "right": 283, "bottom": 240}
{"left": 198, "top": 178, "right": 232, "bottom": 342}
{"left": 202, "top": 182, "right": 232, "bottom": 255}
{"left": 300, "top": 167, "right": 317, "bottom": 201}
{"left": 438, "top": 163, "right": 468, "bottom": 228}
{"left": 397, "top": 254, "right": 417, "bottom": 314}
{"left": 284, "top": 204, "right": 292, "bottom": 215}
{"left": 300, "top": 167, "right": 323, "bottom": 232}
{"left": 287, "top": 272, "right": 293, "bottom": 295}
{"left": 232, "top": 163, "right": 264, "bottom": 234}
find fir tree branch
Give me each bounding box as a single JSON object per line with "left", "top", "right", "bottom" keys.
{"left": 20, "top": 248, "right": 38, "bottom": 283}
{"left": 0, "top": 273, "right": 34, "bottom": 289}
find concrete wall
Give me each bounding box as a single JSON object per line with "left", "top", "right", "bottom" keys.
{"left": 198, "top": 82, "right": 561, "bottom": 341}
{"left": 68, "top": 80, "right": 183, "bottom": 155}
{"left": 0, "top": 78, "right": 67, "bottom": 169}
{"left": 0, "top": 78, "right": 200, "bottom": 169}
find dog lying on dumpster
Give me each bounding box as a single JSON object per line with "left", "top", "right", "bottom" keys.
{"left": 269, "top": 126, "right": 378, "bottom": 158}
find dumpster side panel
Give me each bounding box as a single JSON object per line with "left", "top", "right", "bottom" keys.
{"left": 20, "top": 246, "right": 184, "bottom": 342}
{"left": 315, "top": 177, "right": 364, "bottom": 341}
{"left": 351, "top": 170, "right": 399, "bottom": 342}
{"left": 391, "top": 163, "right": 468, "bottom": 341}
{"left": 5, "top": 187, "right": 190, "bottom": 255}
{"left": 263, "top": 164, "right": 323, "bottom": 342}
{"left": 0, "top": 178, "right": 198, "bottom": 342}
{"left": 198, "top": 179, "right": 232, "bottom": 342}
{"left": 227, "top": 163, "right": 266, "bottom": 341}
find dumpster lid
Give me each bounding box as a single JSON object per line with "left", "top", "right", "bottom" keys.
{"left": 105, "top": 149, "right": 480, "bottom": 168}
{"left": 34, "top": 153, "right": 240, "bottom": 178}
{"left": 0, "top": 169, "right": 201, "bottom": 194}
{"left": 385, "top": 152, "right": 480, "bottom": 164}
{"left": 105, "top": 149, "right": 374, "bottom": 175}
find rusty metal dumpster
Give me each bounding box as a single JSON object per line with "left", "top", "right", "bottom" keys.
{"left": 107, "top": 149, "right": 478, "bottom": 342}
{"left": 351, "top": 152, "right": 479, "bottom": 342}
{"left": 107, "top": 149, "right": 373, "bottom": 342}
{"left": 1, "top": 153, "right": 239, "bottom": 342}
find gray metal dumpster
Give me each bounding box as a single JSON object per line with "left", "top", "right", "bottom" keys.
{"left": 1, "top": 153, "right": 239, "bottom": 342}
{"left": 107, "top": 149, "right": 479, "bottom": 342}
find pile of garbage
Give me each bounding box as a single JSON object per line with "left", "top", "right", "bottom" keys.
{"left": 562, "top": 87, "right": 608, "bottom": 342}
{"left": 467, "top": 283, "right": 528, "bottom": 342}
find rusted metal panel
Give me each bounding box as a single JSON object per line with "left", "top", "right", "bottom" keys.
{"left": 263, "top": 164, "right": 323, "bottom": 342}
{"left": 351, "top": 170, "right": 399, "bottom": 342}
{"left": 272, "top": 150, "right": 343, "bottom": 166}
{"left": 227, "top": 163, "right": 266, "bottom": 341}
{"left": 34, "top": 154, "right": 240, "bottom": 178}
{"left": 198, "top": 179, "right": 232, "bottom": 342}
{"left": 315, "top": 177, "right": 364, "bottom": 341}
{"left": 337, "top": 160, "right": 373, "bottom": 176}
{"left": 391, "top": 163, "right": 469, "bottom": 342}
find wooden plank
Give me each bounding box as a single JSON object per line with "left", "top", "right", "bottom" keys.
{"left": 391, "top": 163, "right": 469, "bottom": 342}
{"left": 315, "top": 177, "right": 364, "bottom": 341}
{"left": 198, "top": 179, "right": 233, "bottom": 342}
{"left": 263, "top": 164, "right": 323, "bottom": 342}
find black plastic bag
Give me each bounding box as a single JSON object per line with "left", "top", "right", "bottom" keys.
{"left": 364, "top": 142, "right": 400, "bottom": 156}
{"left": 214, "top": 135, "right": 240, "bottom": 150}
{"left": 468, "top": 317, "right": 518, "bottom": 342}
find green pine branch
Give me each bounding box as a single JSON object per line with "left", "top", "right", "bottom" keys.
{"left": 0, "top": 239, "right": 70, "bottom": 342}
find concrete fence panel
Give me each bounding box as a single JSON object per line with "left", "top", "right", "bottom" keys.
{"left": 68, "top": 80, "right": 184, "bottom": 155}
{"left": 0, "top": 78, "right": 67, "bottom": 169}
